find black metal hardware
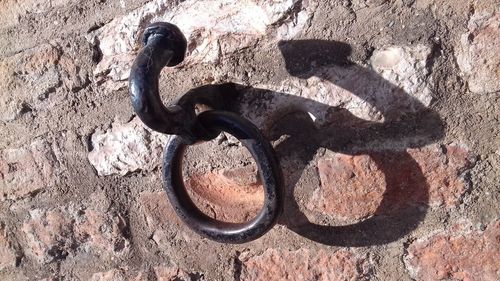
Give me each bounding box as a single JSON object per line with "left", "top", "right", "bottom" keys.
{"left": 129, "top": 22, "right": 284, "bottom": 243}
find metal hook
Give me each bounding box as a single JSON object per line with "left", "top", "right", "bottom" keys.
{"left": 128, "top": 22, "right": 198, "bottom": 142}
{"left": 129, "top": 22, "right": 284, "bottom": 243}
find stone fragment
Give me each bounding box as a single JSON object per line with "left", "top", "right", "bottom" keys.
{"left": 405, "top": 220, "right": 500, "bottom": 281}
{"left": 22, "top": 203, "right": 129, "bottom": 264}
{"left": 91, "top": 0, "right": 317, "bottom": 81}
{"left": 370, "top": 45, "right": 433, "bottom": 104}
{"left": 241, "top": 45, "right": 433, "bottom": 130}
{"left": 310, "top": 144, "right": 475, "bottom": 222}
{"left": 456, "top": 12, "right": 500, "bottom": 94}
{"left": 0, "top": 137, "right": 61, "bottom": 201}
{"left": 87, "top": 117, "right": 168, "bottom": 176}
{"left": 239, "top": 248, "right": 373, "bottom": 281}
{"left": 0, "top": 222, "right": 21, "bottom": 270}
{"left": 0, "top": 44, "right": 61, "bottom": 121}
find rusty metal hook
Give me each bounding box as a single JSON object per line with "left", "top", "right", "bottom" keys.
{"left": 129, "top": 22, "right": 284, "bottom": 243}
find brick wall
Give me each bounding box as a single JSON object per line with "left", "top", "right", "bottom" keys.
{"left": 0, "top": 0, "right": 498, "bottom": 280}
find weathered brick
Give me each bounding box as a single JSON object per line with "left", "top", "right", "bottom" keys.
{"left": 37, "top": 278, "right": 58, "bottom": 281}
{"left": 22, "top": 203, "right": 129, "bottom": 264}
{"left": 0, "top": 222, "right": 21, "bottom": 270}
{"left": 310, "top": 144, "right": 475, "bottom": 222}
{"left": 0, "top": 42, "right": 86, "bottom": 121}
{"left": 138, "top": 191, "right": 187, "bottom": 245}
{"left": 456, "top": 12, "right": 500, "bottom": 94}
{"left": 186, "top": 166, "right": 263, "bottom": 223}
{"left": 311, "top": 153, "right": 386, "bottom": 222}
{"left": 0, "top": 137, "right": 61, "bottom": 201}
{"left": 0, "top": 44, "right": 62, "bottom": 121}
{"left": 139, "top": 166, "right": 262, "bottom": 226}
{"left": 74, "top": 209, "right": 129, "bottom": 254}
{"left": 138, "top": 192, "right": 181, "bottom": 228}
{"left": 57, "top": 53, "right": 89, "bottom": 91}
{"left": 22, "top": 208, "right": 74, "bottom": 264}
{"left": 239, "top": 248, "right": 373, "bottom": 281}
{"left": 405, "top": 220, "right": 500, "bottom": 281}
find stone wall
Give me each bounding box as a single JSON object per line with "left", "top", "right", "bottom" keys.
{"left": 0, "top": 0, "right": 498, "bottom": 280}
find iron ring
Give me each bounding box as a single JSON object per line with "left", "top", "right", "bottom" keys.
{"left": 163, "top": 110, "right": 284, "bottom": 243}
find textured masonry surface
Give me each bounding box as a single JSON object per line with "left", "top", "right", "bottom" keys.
{"left": 0, "top": 0, "right": 499, "bottom": 280}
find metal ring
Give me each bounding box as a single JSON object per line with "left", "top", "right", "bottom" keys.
{"left": 163, "top": 110, "right": 284, "bottom": 243}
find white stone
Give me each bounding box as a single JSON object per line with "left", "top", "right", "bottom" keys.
{"left": 239, "top": 45, "right": 433, "bottom": 130}
{"left": 456, "top": 12, "right": 500, "bottom": 94}
{"left": 87, "top": 117, "right": 168, "bottom": 176}
{"left": 91, "top": 0, "right": 317, "bottom": 81}
{"left": 370, "top": 45, "right": 433, "bottom": 106}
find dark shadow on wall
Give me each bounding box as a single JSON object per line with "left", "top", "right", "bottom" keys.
{"left": 183, "top": 39, "right": 444, "bottom": 246}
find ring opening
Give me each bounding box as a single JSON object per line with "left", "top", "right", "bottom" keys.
{"left": 163, "top": 111, "right": 283, "bottom": 243}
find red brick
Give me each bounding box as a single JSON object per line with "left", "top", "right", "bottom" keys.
{"left": 0, "top": 44, "right": 62, "bottom": 121}
{"left": 22, "top": 208, "right": 74, "bottom": 263}
{"left": 0, "top": 138, "right": 61, "bottom": 201}
{"left": 139, "top": 166, "right": 264, "bottom": 230}
{"left": 22, "top": 205, "right": 129, "bottom": 264}
{"left": 74, "top": 209, "right": 129, "bottom": 254}
{"left": 186, "top": 165, "right": 263, "bottom": 223}
{"left": 311, "top": 144, "right": 475, "bottom": 222}
{"left": 0, "top": 222, "right": 21, "bottom": 270}
{"left": 406, "top": 220, "right": 500, "bottom": 281}
{"left": 239, "top": 248, "right": 373, "bottom": 281}
{"left": 312, "top": 153, "right": 385, "bottom": 221}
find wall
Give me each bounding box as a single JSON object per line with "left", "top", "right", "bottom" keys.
{"left": 0, "top": 0, "right": 499, "bottom": 280}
